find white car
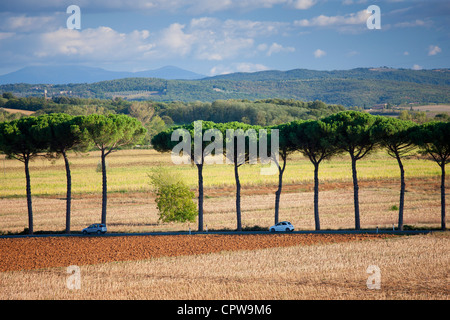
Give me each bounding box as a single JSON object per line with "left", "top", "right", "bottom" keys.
{"left": 269, "top": 221, "right": 294, "bottom": 232}
{"left": 82, "top": 223, "right": 107, "bottom": 235}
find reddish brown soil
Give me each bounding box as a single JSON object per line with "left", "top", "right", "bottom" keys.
{"left": 0, "top": 234, "right": 395, "bottom": 272}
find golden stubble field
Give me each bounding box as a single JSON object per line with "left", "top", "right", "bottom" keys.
{"left": 0, "top": 177, "right": 445, "bottom": 233}
{"left": 0, "top": 233, "right": 448, "bottom": 300}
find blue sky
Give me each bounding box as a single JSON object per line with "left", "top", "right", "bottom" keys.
{"left": 0, "top": 0, "right": 449, "bottom": 76}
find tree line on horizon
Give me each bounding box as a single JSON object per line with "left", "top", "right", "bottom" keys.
{"left": 0, "top": 111, "right": 448, "bottom": 235}
{"left": 1, "top": 92, "right": 346, "bottom": 126}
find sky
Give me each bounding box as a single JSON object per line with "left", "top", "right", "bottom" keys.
{"left": 0, "top": 0, "right": 449, "bottom": 77}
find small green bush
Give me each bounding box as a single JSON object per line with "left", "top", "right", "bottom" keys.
{"left": 149, "top": 166, "right": 197, "bottom": 223}
{"left": 155, "top": 182, "right": 197, "bottom": 223}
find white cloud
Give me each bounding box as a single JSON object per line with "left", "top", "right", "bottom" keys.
{"left": 195, "top": 18, "right": 287, "bottom": 38}
{"left": 0, "top": 13, "right": 60, "bottom": 33}
{"left": 428, "top": 45, "right": 442, "bottom": 56}
{"left": 290, "top": 0, "right": 317, "bottom": 10}
{"left": 346, "top": 50, "right": 359, "bottom": 57}
{"left": 185, "top": 19, "right": 258, "bottom": 61}
{"left": 412, "top": 64, "right": 422, "bottom": 70}
{"left": 0, "top": 32, "right": 15, "bottom": 40}
{"left": 395, "top": 19, "right": 430, "bottom": 28}
{"left": 313, "top": 49, "right": 326, "bottom": 58}
{"left": 257, "top": 43, "right": 268, "bottom": 51}
{"left": 236, "top": 62, "right": 270, "bottom": 72}
{"left": 210, "top": 62, "right": 269, "bottom": 75}
{"left": 195, "top": 37, "right": 255, "bottom": 61}
{"left": 295, "top": 10, "right": 370, "bottom": 27}
{"left": 190, "top": 17, "right": 219, "bottom": 29}
{"left": 158, "top": 23, "right": 194, "bottom": 56}
{"left": 157, "top": 18, "right": 287, "bottom": 61}
{"left": 35, "top": 27, "right": 155, "bottom": 62}
{"left": 342, "top": 0, "right": 368, "bottom": 5}
{"left": 210, "top": 65, "right": 233, "bottom": 75}
{"left": 267, "top": 42, "right": 295, "bottom": 56}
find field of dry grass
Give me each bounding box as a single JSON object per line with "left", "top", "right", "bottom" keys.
{"left": 0, "top": 233, "right": 448, "bottom": 300}
{"left": 0, "top": 149, "right": 441, "bottom": 197}
{"left": 0, "top": 108, "right": 35, "bottom": 116}
{"left": 404, "top": 104, "right": 450, "bottom": 113}
{"left": 0, "top": 176, "right": 445, "bottom": 234}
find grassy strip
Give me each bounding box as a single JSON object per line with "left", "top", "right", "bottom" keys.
{"left": 0, "top": 149, "right": 441, "bottom": 198}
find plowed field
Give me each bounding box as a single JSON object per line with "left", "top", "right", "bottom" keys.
{"left": 0, "top": 233, "right": 395, "bottom": 272}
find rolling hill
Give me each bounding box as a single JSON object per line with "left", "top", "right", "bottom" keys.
{"left": 0, "top": 67, "right": 449, "bottom": 107}
{"left": 205, "top": 67, "right": 450, "bottom": 86}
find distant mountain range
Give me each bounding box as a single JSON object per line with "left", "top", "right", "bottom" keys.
{"left": 0, "top": 65, "right": 206, "bottom": 84}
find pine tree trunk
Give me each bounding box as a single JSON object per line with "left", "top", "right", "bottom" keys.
{"left": 441, "top": 164, "right": 446, "bottom": 230}
{"left": 197, "top": 163, "right": 204, "bottom": 232}
{"left": 274, "top": 152, "right": 287, "bottom": 225}
{"left": 63, "top": 151, "right": 72, "bottom": 234}
{"left": 235, "top": 163, "right": 242, "bottom": 231}
{"left": 101, "top": 150, "right": 107, "bottom": 225}
{"left": 274, "top": 166, "right": 284, "bottom": 225}
{"left": 274, "top": 180, "right": 281, "bottom": 225}
{"left": 24, "top": 156, "right": 33, "bottom": 235}
{"left": 351, "top": 157, "right": 361, "bottom": 230}
{"left": 314, "top": 162, "right": 321, "bottom": 231}
{"left": 396, "top": 154, "right": 405, "bottom": 231}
